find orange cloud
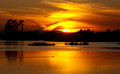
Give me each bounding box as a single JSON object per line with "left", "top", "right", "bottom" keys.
{"left": 0, "top": 0, "right": 120, "bottom": 32}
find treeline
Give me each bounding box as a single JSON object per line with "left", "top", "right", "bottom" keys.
{"left": 0, "top": 29, "right": 120, "bottom": 42}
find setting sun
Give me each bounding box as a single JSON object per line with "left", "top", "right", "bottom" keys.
{"left": 60, "top": 29, "right": 80, "bottom": 33}
{"left": 63, "top": 30, "right": 70, "bottom": 32}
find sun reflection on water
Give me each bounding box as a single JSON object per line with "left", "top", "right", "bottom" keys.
{"left": 49, "top": 51, "right": 91, "bottom": 72}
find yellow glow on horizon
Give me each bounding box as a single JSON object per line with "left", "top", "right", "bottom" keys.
{"left": 44, "top": 21, "right": 80, "bottom": 30}
{"left": 44, "top": 21, "right": 91, "bottom": 32}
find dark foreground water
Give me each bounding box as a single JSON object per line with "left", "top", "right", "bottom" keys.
{"left": 0, "top": 41, "right": 120, "bottom": 74}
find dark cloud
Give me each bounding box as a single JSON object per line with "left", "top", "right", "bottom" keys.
{"left": 65, "top": 0, "right": 120, "bottom": 8}
{"left": 68, "top": 15, "right": 120, "bottom": 30}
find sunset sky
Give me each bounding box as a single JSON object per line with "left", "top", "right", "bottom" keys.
{"left": 0, "top": 0, "right": 120, "bottom": 32}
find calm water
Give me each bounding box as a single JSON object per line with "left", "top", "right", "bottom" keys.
{"left": 0, "top": 41, "right": 120, "bottom": 74}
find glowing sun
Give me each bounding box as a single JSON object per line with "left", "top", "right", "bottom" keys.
{"left": 63, "top": 30, "right": 70, "bottom": 32}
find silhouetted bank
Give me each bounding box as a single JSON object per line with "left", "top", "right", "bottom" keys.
{"left": 0, "top": 19, "right": 120, "bottom": 42}
{"left": 29, "top": 42, "right": 55, "bottom": 46}
{"left": 0, "top": 28, "right": 120, "bottom": 42}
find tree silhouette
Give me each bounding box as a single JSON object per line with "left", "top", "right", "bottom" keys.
{"left": 4, "top": 19, "right": 24, "bottom": 33}
{"left": 19, "top": 20, "right": 24, "bottom": 32}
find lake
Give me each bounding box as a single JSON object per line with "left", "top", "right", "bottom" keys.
{"left": 0, "top": 41, "right": 120, "bottom": 74}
